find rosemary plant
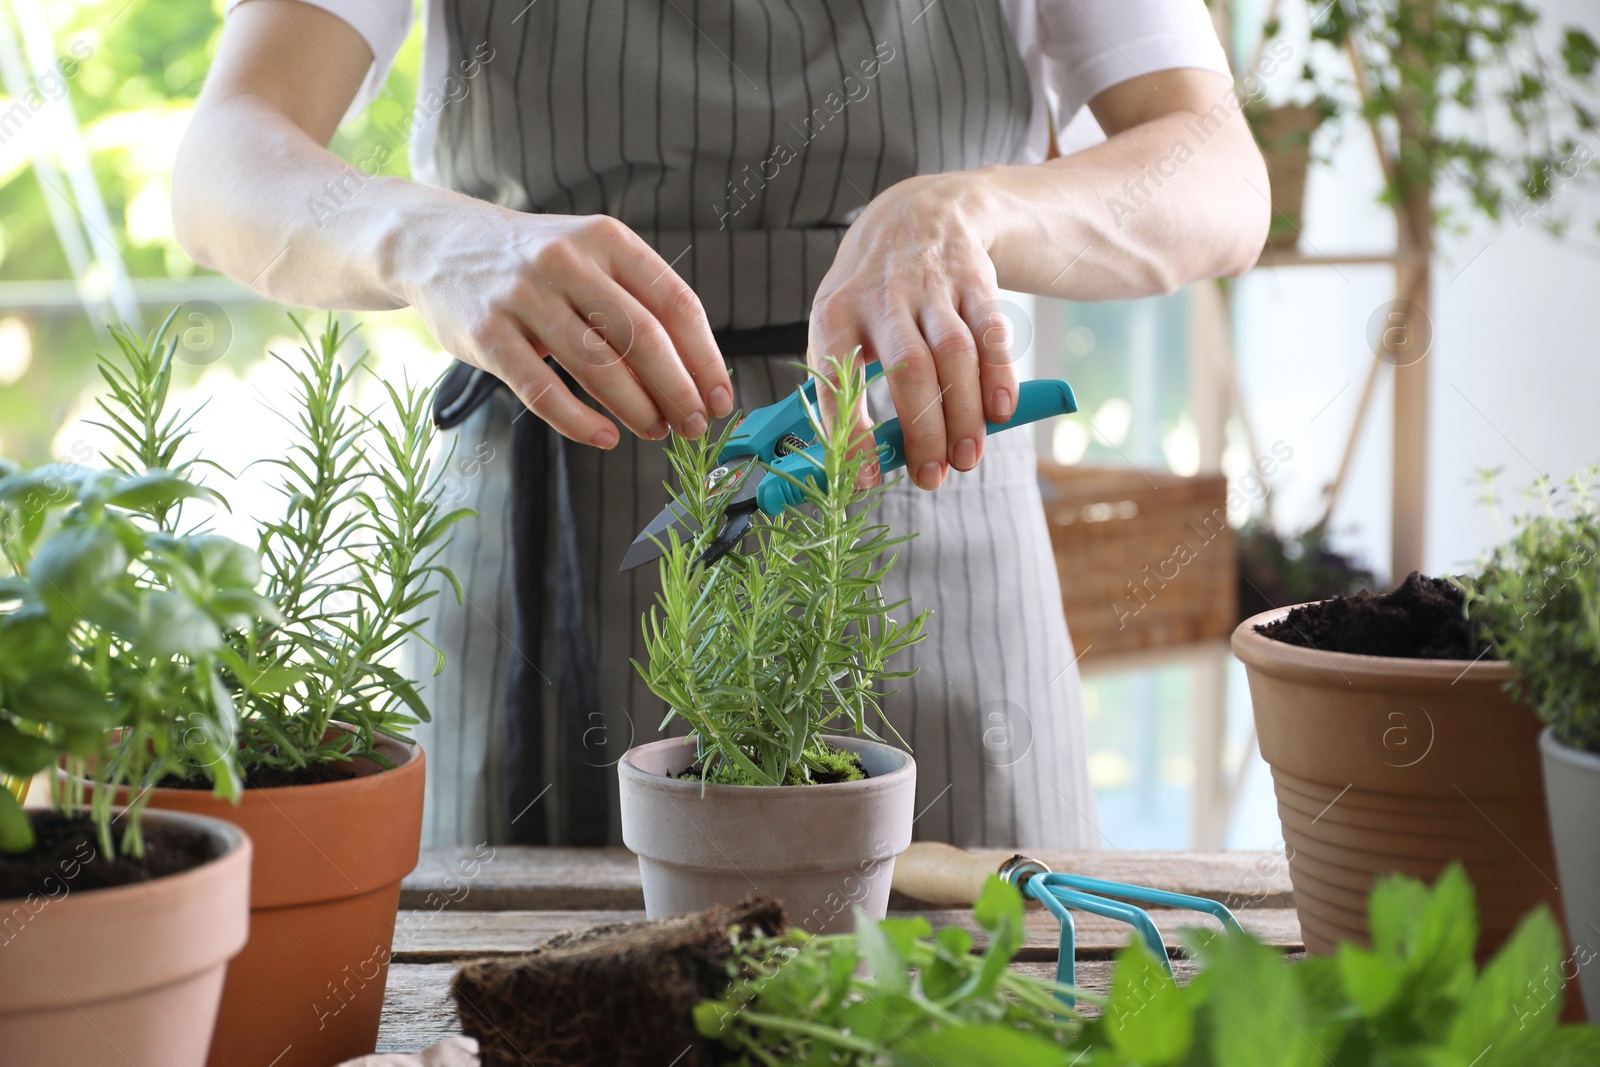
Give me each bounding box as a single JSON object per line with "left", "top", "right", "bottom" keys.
{"left": 217, "top": 315, "right": 469, "bottom": 773}
{"left": 636, "top": 356, "right": 927, "bottom": 787}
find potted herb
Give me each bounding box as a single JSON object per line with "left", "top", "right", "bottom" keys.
{"left": 1231, "top": 572, "right": 1559, "bottom": 960}
{"left": 1265, "top": 1, "right": 1599, "bottom": 238}
{"left": 0, "top": 451, "right": 261, "bottom": 1062}
{"left": 1462, "top": 468, "right": 1600, "bottom": 1020}
{"left": 68, "top": 314, "right": 467, "bottom": 1067}
{"left": 1245, "top": 95, "right": 1339, "bottom": 251}
{"left": 620, "top": 360, "right": 926, "bottom": 933}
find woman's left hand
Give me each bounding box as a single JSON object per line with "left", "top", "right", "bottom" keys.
{"left": 808, "top": 171, "right": 1019, "bottom": 490}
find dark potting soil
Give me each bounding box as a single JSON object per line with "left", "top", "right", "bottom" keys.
{"left": 0, "top": 811, "right": 217, "bottom": 900}
{"left": 156, "top": 761, "right": 359, "bottom": 791}
{"left": 1256, "top": 571, "right": 1493, "bottom": 660}
{"left": 454, "top": 895, "right": 786, "bottom": 1067}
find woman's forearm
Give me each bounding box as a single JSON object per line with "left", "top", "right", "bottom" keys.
{"left": 960, "top": 74, "right": 1270, "bottom": 301}
{"left": 172, "top": 93, "right": 458, "bottom": 311}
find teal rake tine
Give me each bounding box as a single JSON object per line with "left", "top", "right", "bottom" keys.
{"left": 1026, "top": 882, "right": 1078, "bottom": 1004}
{"left": 998, "top": 855, "right": 1245, "bottom": 1008}
{"left": 1039, "top": 872, "right": 1245, "bottom": 936}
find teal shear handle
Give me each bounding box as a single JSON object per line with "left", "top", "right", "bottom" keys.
{"left": 755, "top": 378, "right": 1079, "bottom": 514}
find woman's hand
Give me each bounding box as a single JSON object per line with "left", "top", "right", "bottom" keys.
{"left": 808, "top": 172, "right": 1019, "bottom": 489}
{"left": 393, "top": 204, "right": 733, "bottom": 448}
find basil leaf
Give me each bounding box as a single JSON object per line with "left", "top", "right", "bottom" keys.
{"left": 0, "top": 784, "right": 34, "bottom": 853}
{"left": 0, "top": 720, "right": 56, "bottom": 777}
{"left": 8, "top": 669, "right": 115, "bottom": 730}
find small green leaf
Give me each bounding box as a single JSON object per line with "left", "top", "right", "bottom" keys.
{"left": 8, "top": 669, "right": 115, "bottom": 730}
{"left": 0, "top": 784, "right": 34, "bottom": 853}
{"left": 893, "top": 1025, "right": 1073, "bottom": 1067}
{"left": 106, "top": 469, "right": 224, "bottom": 513}
{"left": 1106, "top": 939, "right": 1192, "bottom": 1065}
{"left": 692, "top": 999, "right": 731, "bottom": 1039}
{"left": 29, "top": 523, "right": 129, "bottom": 621}
{"left": 853, "top": 906, "right": 908, "bottom": 996}
{"left": 1338, "top": 943, "right": 1402, "bottom": 1014}
{"left": 137, "top": 590, "right": 224, "bottom": 657}
{"left": 0, "top": 720, "right": 56, "bottom": 777}
{"left": 1447, "top": 906, "right": 1566, "bottom": 1065}
{"left": 970, "top": 876, "right": 1025, "bottom": 995}
{"left": 1202, "top": 931, "right": 1324, "bottom": 1067}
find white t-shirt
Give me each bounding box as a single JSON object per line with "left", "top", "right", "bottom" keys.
{"left": 230, "top": 0, "right": 1231, "bottom": 185}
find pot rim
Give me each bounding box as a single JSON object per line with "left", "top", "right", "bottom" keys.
{"left": 619, "top": 733, "right": 914, "bottom": 796}
{"left": 1539, "top": 724, "right": 1600, "bottom": 771}
{"left": 70, "top": 727, "right": 421, "bottom": 801}
{"left": 1232, "top": 605, "right": 1513, "bottom": 684}
{"left": 2, "top": 806, "right": 248, "bottom": 902}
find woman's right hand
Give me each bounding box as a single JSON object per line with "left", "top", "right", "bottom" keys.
{"left": 392, "top": 203, "right": 733, "bottom": 448}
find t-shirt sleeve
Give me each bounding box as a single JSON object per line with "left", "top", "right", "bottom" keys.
{"left": 226, "top": 0, "right": 414, "bottom": 119}
{"left": 1037, "top": 0, "right": 1231, "bottom": 123}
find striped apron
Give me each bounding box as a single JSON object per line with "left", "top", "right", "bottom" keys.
{"left": 410, "top": 0, "right": 1099, "bottom": 850}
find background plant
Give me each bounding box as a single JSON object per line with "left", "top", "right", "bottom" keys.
{"left": 701, "top": 865, "right": 1600, "bottom": 1066}
{"left": 637, "top": 357, "right": 928, "bottom": 787}
{"left": 0, "top": 318, "right": 275, "bottom": 855}
{"left": 1264, "top": 0, "right": 1599, "bottom": 234}
{"left": 1460, "top": 467, "right": 1600, "bottom": 755}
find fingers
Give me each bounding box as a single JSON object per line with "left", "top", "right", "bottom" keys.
{"left": 965, "top": 293, "right": 1021, "bottom": 424}
{"left": 918, "top": 303, "right": 985, "bottom": 473}
{"left": 869, "top": 313, "right": 947, "bottom": 491}
{"left": 566, "top": 278, "right": 710, "bottom": 439}
{"left": 807, "top": 301, "right": 879, "bottom": 486}
{"left": 595, "top": 220, "right": 734, "bottom": 420}
{"left": 499, "top": 273, "right": 667, "bottom": 440}
{"left": 476, "top": 320, "right": 620, "bottom": 447}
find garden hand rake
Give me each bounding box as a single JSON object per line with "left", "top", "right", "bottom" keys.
{"left": 894, "top": 842, "right": 1244, "bottom": 1001}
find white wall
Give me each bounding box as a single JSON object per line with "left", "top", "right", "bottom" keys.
{"left": 1234, "top": 0, "right": 1600, "bottom": 582}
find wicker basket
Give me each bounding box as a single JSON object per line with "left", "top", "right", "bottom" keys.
{"left": 1036, "top": 462, "right": 1238, "bottom": 659}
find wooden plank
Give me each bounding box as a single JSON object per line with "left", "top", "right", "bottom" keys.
{"left": 401, "top": 846, "right": 643, "bottom": 912}
{"left": 378, "top": 964, "right": 460, "bottom": 1054}
{"left": 389, "top": 907, "right": 1301, "bottom": 965}
{"left": 402, "top": 847, "right": 1294, "bottom": 912}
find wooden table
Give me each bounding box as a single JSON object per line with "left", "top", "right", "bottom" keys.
{"left": 377, "top": 847, "right": 1300, "bottom": 1052}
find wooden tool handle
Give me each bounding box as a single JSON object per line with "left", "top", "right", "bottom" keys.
{"left": 891, "top": 842, "right": 1006, "bottom": 907}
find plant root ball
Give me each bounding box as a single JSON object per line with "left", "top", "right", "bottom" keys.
{"left": 452, "top": 895, "right": 787, "bottom": 1067}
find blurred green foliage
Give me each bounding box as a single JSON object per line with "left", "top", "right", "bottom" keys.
{"left": 0, "top": 0, "right": 427, "bottom": 465}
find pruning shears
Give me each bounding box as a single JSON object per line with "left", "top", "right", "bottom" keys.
{"left": 617, "top": 363, "right": 1079, "bottom": 573}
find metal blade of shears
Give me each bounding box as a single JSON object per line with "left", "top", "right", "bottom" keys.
{"left": 618, "top": 456, "right": 764, "bottom": 573}
{"left": 618, "top": 496, "right": 701, "bottom": 573}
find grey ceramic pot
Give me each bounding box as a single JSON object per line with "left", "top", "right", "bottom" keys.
{"left": 618, "top": 734, "right": 915, "bottom": 934}
{"left": 1540, "top": 726, "right": 1600, "bottom": 1021}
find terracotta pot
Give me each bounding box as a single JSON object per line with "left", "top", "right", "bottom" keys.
{"left": 1251, "top": 104, "right": 1322, "bottom": 251}
{"left": 1541, "top": 727, "right": 1600, "bottom": 1021}
{"left": 0, "top": 809, "right": 250, "bottom": 1066}
{"left": 619, "top": 734, "right": 915, "bottom": 934}
{"left": 1233, "top": 608, "right": 1562, "bottom": 957}
{"left": 118, "top": 736, "right": 424, "bottom": 1067}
